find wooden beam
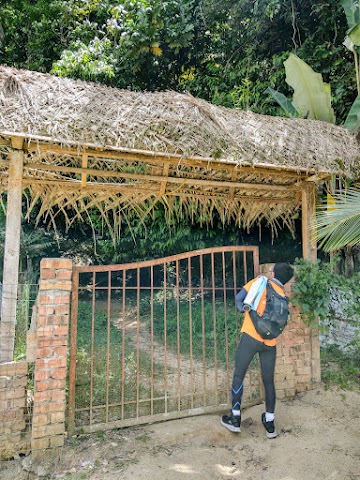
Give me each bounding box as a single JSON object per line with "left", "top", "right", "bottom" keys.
{"left": 26, "top": 143, "right": 307, "bottom": 179}
{"left": 6, "top": 131, "right": 313, "bottom": 177}
{"left": 0, "top": 144, "right": 24, "bottom": 362}
{"left": 24, "top": 161, "right": 300, "bottom": 192}
{"left": 301, "top": 181, "right": 317, "bottom": 262}
{"left": 22, "top": 177, "right": 295, "bottom": 203}
{"left": 81, "top": 153, "right": 88, "bottom": 186}
{"left": 159, "top": 164, "right": 169, "bottom": 195}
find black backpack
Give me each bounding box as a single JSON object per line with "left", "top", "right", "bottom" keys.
{"left": 249, "top": 280, "right": 289, "bottom": 339}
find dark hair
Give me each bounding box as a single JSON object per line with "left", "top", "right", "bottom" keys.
{"left": 273, "top": 263, "right": 294, "bottom": 285}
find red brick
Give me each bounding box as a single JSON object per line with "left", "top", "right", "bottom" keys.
{"left": 46, "top": 314, "right": 69, "bottom": 326}
{"left": 56, "top": 270, "right": 72, "bottom": 280}
{"left": 32, "top": 414, "right": 49, "bottom": 427}
{"left": 51, "top": 368, "right": 67, "bottom": 380}
{"left": 38, "top": 305, "right": 56, "bottom": 316}
{"left": 34, "top": 389, "right": 65, "bottom": 404}
{"left": 37, "top": 338, "right": 67, "bottom": 348}
{"left": 38, "top": 293, "right": 53, "bottom": 304}
{"left": 31, "top": 437, "right": 50, "bottom": 450}
{"left": 40, "top": 281, "right": 72, "bottom": 291}
{"left": 50, "top": 412, "right": 65, "bottom": 423}
{"left": 0, "top": 410, "right": 24, "bottom": 422}
{"left": 41, "top": 269, "right": 56, "bottom": 279}
{"left": 34, "top": 390, "right": 52, "bottom": 403}
{"left": 0, "top": 362, "right": 27, "bottom": 376}
{"left": 53, "top": 295, "right": 71, "bottom": 305}
{"left": 55, "top": 304, "right": 70, "bottom": 315}
{"left": 52, "top": 346, "right": 68, "bottom": 357}
{"left": 33, "top": 403, "right": 65, "bottom": 414}
{"left": 41, "top": 258, "right": 72, "bottom": 270}
{"left": 32, "top": 423, "right": 65, "bottom": 439}
{"left": 49, "top": 435, "right": 65, "bottom": 448}
{"left": 36, "top": 347, "right": 53, "bottom": 358}
{"left": 35, "top": 379, "right": 66, "bottom": 391}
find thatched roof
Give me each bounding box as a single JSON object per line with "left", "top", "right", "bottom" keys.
{"left": 0, "top": 65, "right": 359, "bottom": 240}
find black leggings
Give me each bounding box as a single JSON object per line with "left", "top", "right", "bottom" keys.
{"left": 231, "top": 333, "right": 276, "bottom": 413}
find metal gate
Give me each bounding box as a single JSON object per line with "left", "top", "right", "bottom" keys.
{"left": 68, "top": 246, "right": 261, "bottom": 434}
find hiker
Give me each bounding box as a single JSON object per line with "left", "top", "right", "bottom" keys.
{"left": 221, "top": 262, "right": 294, "bottom": 438}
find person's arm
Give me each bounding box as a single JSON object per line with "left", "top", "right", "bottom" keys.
{"left": 235, "top": 288, "right": 247, "bottom": 312}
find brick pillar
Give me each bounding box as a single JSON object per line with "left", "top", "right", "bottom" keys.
{"left": 31, "top": 258, "right": 72, "bottom": 459}
{"left": 0, "top": 361, "right": 29, "bottom": 459}
{"left": 259, "top": 263, "right": 321, "bottom": 399}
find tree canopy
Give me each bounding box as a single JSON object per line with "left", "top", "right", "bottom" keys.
{"left": 0, "top": 0, "right": 356, "bottom": 123}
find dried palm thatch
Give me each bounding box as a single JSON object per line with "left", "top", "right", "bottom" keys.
{"left": 0, "top": 65, "right": 359, "bottom": 241}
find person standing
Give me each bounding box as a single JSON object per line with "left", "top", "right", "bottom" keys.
{"left": 221, "top": 263, "right": 294, "bottom": 438}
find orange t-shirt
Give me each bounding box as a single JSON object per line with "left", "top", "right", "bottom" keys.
{"left": 240, "top": 277, "right": 286, "bottom": 346}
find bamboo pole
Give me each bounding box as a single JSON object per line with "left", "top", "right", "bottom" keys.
{"left": 0, "top": 138, "right": 24, "bottom": 362}
{"left": 301, "top": 181, "right": 317, "bottom": 263}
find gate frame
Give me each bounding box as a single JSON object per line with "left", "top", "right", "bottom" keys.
{"left": 67, "top": 246, "right": 260, "bottom": 434}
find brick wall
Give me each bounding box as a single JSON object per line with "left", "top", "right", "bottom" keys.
{"left": 260, "top": 263, "right": 321, "bottom": 399}
{"left": 30, "top": 258, "right": 72, "bottom": 460}
{"left": 0, "top": 361, "right": 29, "bottom": 459}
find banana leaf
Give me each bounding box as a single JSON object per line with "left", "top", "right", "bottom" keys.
{"left": 341, "top": 0, "right": 360, "bottom": 31}
{"left": 344, "top": 94, "right": 360, "bottom": 133}
{"left": 348, "top": 23, "right": 360, "bottom": 46}
{"left": 284, "top": 53, "right": 336, "bottom": 123}
{"left": 264, "top": 87, "right": 297, "bottom": 116}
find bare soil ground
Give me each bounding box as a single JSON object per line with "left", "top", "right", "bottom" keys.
{"left": 1, "top": 385, "right": 360, "bottom": 480}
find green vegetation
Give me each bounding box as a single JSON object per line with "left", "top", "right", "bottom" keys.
{"left": 0, "top": 1, "right": 357, "bottom": 124}
{"left": 321, "top": 344, "right": 360, "bottom": 390}
{"left": 147, "top": 293, "right": 241, "bottom": 365}
{"left": 292, "top": 257, "right": 360, "bottom": 326}
{"left": 292, "top": 257, "right": 360, "bottom": 391}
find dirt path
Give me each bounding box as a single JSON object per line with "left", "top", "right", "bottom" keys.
{"left": 1, "top": 385, "right": 359, "bottom": 480}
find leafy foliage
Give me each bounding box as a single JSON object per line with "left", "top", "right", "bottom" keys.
{"left": 316, "top": 188, "right": 360, "bottom": 251}
{"left": 292, "top": 258, "right": 334, "bottom": 326}
{"left": 0, "top": 0, "right": 356, "bottom": 123}
{"left": 292, "top": 257, "right": 360, "bottom": 328}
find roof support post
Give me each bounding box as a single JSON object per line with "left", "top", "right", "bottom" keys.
{"left": 301, "top": 181, "right": 317, "bottom": 263}
{"left": 0, "top": 138, "right": 24, "bottom": 362}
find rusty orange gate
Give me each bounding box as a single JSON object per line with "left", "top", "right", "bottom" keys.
{"left": 67, "top": 246, "right": 261, "bottom": 434}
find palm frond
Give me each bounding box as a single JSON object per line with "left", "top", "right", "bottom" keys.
{"left": 315, "top": 188, "right": 360, "bottom": 250}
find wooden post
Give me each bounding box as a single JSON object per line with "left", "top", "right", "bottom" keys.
{"left": 0, "top": 137, "right": 24, "bottom": 362}
{"left": 301, "top": 181, "right": 317, "bottom": 263}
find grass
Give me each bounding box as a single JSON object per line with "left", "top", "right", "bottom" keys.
{"left": 141, "top": 290, "right": 242, "bottom": 366}
{"left": 321, "top": 344, "right": 360, "bottom": 390}
{"left": 73, "top": 292, "right": 243, "bottom": 427}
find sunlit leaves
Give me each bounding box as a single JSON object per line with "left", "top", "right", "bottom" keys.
{"left": 316, "top": 188, "right": 360, "bottom": 251}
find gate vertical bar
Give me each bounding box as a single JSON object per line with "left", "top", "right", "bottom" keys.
{"left": 243, "top": 250, "right": 248, "bottom": 284}
{"left": 200, "top": 254, "right": 206, "bottom": 407}
{"left": 163, "top": 262, "right": 168, "bottom": 413}
{"left": 68, "top": 269, "right": 79, "bottom": 434}
{"left": 253, "top": 248, "right": 260, "bottom": 276}
{"left": 176, "top": 260, "right": 181, "bottom": 412}
{"left": 211, "top": 252, "right": 218, "bottom": 403}
{"left": 187, "top": 256, "right": 194, "bottom": 409}
{"left": 90, "top": 272, "right": 96, "bottom": 427}
{"left": 121, "top": 271, "right": 126, "bottom": 420}
{"left": 150, "top": 265, "right": 155, "bottom": 416}
{"left": 222, "top": 251, "right": 230, "bottom": 394}
{"left": 136, "top": 267, "right": 140, "bottom": 418}
{"left": 106, "top": 271, "right": 111, "bottom": 423}
{"left": 232, "top": 251, "right": 239, "bottom": 349}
